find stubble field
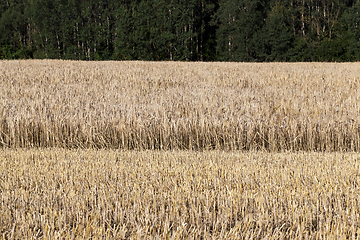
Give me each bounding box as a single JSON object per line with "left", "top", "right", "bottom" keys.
{"left": 2, "top": 149, "right": 360, "bottom": 239}
{"left": 1, "top": 60, "right": 360, "bottom": 239}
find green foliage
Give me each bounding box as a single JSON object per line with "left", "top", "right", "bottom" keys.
{"left": 313, "top": 38, "right": 347, "bottom": 61}
{"left": 256, "top": 2, "right": 294, "bottom": 61}
{"left": 341, "top": 1, "right": 360, "bottom": 61}
{"left": 0, "top": 0, "right": 359, "bottom": 61}
{"left": 216, "top": 0, "right": 268, "bottom": 61}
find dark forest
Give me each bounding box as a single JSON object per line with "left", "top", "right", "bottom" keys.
{"left": 1, "top": 0, "right": 360, "bottom": 61}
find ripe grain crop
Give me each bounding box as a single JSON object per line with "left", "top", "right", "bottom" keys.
{"left": 1, "top": 60, "right": 360, "bottom": 151}
{"left": 1, "top": 149, "right": 360, "bottom": 239}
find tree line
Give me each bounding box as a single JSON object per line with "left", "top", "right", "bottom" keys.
{"left": 1, "top": 0, "right": 360, "bottom": 61}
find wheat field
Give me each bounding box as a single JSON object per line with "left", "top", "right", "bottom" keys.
{"left": 1, "top": 60, "right": 360, "bottom": 239}
{"left": 1, "top": 60, "right": 360, "bottom": 151}
{"left": 1, "top": 149, "right": 360, "bottom": 239}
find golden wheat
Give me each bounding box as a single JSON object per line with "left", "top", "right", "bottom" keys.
{"left": 0, "top": 149, "right": 359, "bottom": 239}
{"left": 1, "top": 60, "right": 360, "bottom": 239}
{"left": 1, "top": 60, "right": 360, "bottom": 151}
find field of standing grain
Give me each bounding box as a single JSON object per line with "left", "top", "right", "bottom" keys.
{"left": 1, "top": 60, "right": 360, "bottom": 239}
{"left": 1, "top": 60, "right": 360, "bottom": 151}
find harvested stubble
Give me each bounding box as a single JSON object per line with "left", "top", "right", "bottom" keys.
{"left": 1, "top": 60, "right": 360, "bottom": 151}
{"left": 1, "top": 149, "right": 360, "bottom": 239}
